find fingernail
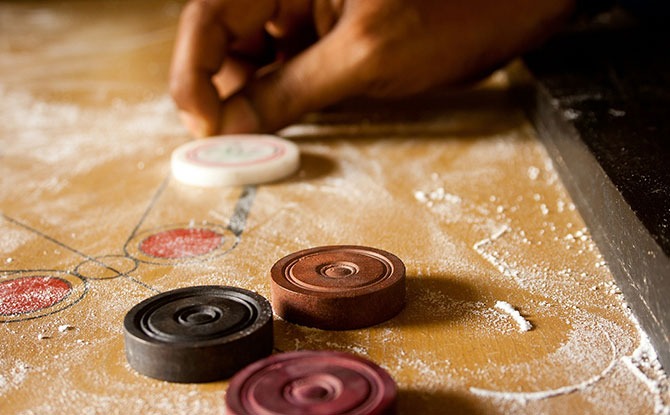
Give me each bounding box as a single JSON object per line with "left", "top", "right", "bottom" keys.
{"left": 179, "top": 112, "right": 209, "bottom": 138}
{"left": 220, "top": 95, "right": 261, "bottom": 134}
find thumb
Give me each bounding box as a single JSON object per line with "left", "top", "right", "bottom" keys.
{"left": 218, "top": 24, "right": 373, "bottom": 134}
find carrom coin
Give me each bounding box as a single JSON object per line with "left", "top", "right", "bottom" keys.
{"left": 123, "top": 285, "right": 272, "bottom": 382}
{"left": 171, "top": 134, "right": 300, "bottom": 187}
{"left": 225, "top": 350, "right": 397, "bottom": 415}
{"left": 270, "top": 245, "right": 406, "bottom": 330}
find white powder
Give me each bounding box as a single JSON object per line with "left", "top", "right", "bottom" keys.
{"left": 620, "top": 310, "right": 670, "bottom": 415}
{"left": 0, "top": 89, "right": 180, "bottom": 170}
{"left": 57, "top": 325, "right": 74, "bottom": 333}
{"left": 0, "top": 360, "right": 30, "bottom": 395}
{"left": 0, "top": 227, "right": 35, "bottom": 254}
{"left": 473, "top": 225, "right": 509, "bottom": 251}
{"left": 1, "top": 27, "right": 667, "bottom": 414}
{"left": 539, "top": 203, "right": 549, "bottom": 215}
{"left": 473, "top": 225, "right": 521, "bottom": 280}
{"left": 324, "top": 342, "right": 369, "bottom": 356}
{"left": 494, "top": 301, "right": 533, "bottom": 332}
{"left": 471, "top": 332, "right": 617, "bottom": 404}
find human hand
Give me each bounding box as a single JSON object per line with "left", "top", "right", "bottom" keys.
{"left": 170, "top": 0, "right": 575, "bottom": 136}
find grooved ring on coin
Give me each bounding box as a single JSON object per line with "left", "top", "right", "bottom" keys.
{"left": 225, "top": 350, "right": 398, "bottom": 415}
{"left": 123, "top": 285, "right": 273, "bottom": 382}
{"left": 270, "top": 246, "right": 406, "bottom": 330}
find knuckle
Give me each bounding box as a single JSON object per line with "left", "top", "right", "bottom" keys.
{"left": 347, "top": 26, "right": 398, "bottom": 92}
{"left": 344, "top": 4, "right": 426, "bottom": 96}
{"left": 168, "top": 74, "right": 195, "bottom": 111}
{"left": 180, "top": 0, "right": 211, "bottom": 27}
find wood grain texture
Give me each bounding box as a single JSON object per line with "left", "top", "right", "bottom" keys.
{"left": 0, "top": 1, "right": 667, "bottom": 414}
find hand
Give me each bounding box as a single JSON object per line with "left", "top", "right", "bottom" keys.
{"left": 170, "top": 0, "right": 575, "bottom": 136}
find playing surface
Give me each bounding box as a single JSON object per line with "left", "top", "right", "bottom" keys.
{"left": 1, "top": 1, "right": 668, "bottom": 414}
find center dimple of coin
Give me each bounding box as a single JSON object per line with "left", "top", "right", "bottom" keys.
{"left": 176, "top": 304, "right": 222, "bottom": 326}
{"left": 318, "top": 261, "right": 359, "bottom": 278}
{"left": 284, "top": 250, "right": 391, "bottom": 292}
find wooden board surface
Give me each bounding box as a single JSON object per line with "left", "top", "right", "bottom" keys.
{"left": 1, "top": 1, "right": 668, "bottom": 414}
{"left": 523, "top": 26, "right": 670, "bottom": 370}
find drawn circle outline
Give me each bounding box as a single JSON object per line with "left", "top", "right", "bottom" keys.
{"left": 124, "top": 223, "right": 236, "bottom": 265}
{"left": 73, "top": 254, "right": 139, "bottom": 280}
{"left": 0, "top": 270, "right": 88, "bottom": 323}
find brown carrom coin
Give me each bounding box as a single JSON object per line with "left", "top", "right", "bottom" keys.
{"left": 225, "top": 350, "right": 398, "bottom": 415}
{"left": 270, "top": 245, "right": 406, "bottom": 330}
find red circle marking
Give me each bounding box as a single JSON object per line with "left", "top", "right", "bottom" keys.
{"left": 139, "top": 228, "right": 224, "bottom": 259}
{"left": 0, "top": 276, "right": 72, "bottom": 316}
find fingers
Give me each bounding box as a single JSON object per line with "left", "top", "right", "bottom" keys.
{"left": 212, "top": 32, "right": 276, "bottom": 99}
{"left": 170, "top": 0, "right": 277, "bottom": 137}
{"left": 218, "top": 21, "right": 375, "bottom": 134}
{"left": 170, "top": 1, "right": 225, "bottom": 136}
{"left": 211, "top": 57, "right": 258, "bottom": 99}
{"left": 172, "top": 0, "right": 576, "bottom": 137}
{"left": 313, "top": 0, "right": 345, "bottom": 37}
{"left": 266, "top": 0, "right": 312, "bottom": 38}
{"left": 171, "top": 0, "right": 360, "bottom": 136}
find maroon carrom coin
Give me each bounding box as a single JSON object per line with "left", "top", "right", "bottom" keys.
{"left": 225, "top": 350, "right": 397, "bottom": 415}
{"left": 270, "top": 245, "right": 406, "bottom": 330}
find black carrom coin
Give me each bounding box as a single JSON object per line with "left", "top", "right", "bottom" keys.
{"left": 123, "top": 285, "right": 273, "bottom": 382}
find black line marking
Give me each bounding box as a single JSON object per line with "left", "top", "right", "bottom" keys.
{"left": 1, "top": 176, "right": 247, "bottom": 299}
{"left": 1, "top": 214, "right": 119, "bottom": 274}
{"left": 124, "top": 173, "right": 170, "bottom": 249}
{"left": 228, "top": 185, "right": 257, "bottom": 237}
{"left": 1, "top": 269, "right": 44, "bottom": 275}
{"left": 0, "top": 270, "right": 89, "bottom": 323}
{"left": 0, "top": 214, "right": 161, "bottom": 293}
{"left": 0, "top": 176, "right": 173, "bottom": 313}
{"left": 1, "top": 268, "right": 80, "bottom": 276}
{"left": 127, "top": 184, "right": 257, "bottom": 265}
{"left": 123, "top": 222, "right": 237, "bottom": 266}
{"left": 72, "top": 255, "right": 139, "bottom": 281}
{"left": 71, "top": 255, "right": 160, "bottom": 294}
{"left": 1, "top": 213, "right": 101, "bottom": 264}
{"left": 123, "top": 274, "right": 161, "bottom": 294}
{"left": 1, "top": 274, "right": 73, "bottom": 315}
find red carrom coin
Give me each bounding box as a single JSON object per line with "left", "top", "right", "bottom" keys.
{"left": 225, "top": 350, "right": 397, "bottom": 415}
{"left": 270, "top": 245, "right": 406, "bottom": 330}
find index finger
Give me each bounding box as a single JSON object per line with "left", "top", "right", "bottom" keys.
{"left": 169, "top": 0, "right": 278, "bottom": 137}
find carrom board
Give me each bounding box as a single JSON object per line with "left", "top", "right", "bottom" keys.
{"left": 0, "top": 1, "right": 668, "bottom": 414}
